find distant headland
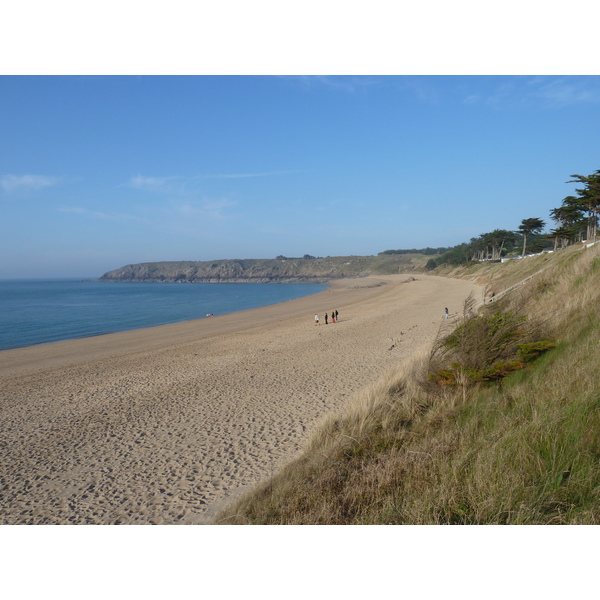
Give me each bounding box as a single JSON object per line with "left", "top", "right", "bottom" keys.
{"left": 98, "top": 253, "right": 431, "bottom": 283}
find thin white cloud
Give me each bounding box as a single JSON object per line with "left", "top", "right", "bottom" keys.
{"left": 463, "top": 94, "right": 480, "bottom": 105}
{"left": 60, "top": 195, "right": 237, "bottom": 229}
{"left": 1, "top": 174, "right": 60, "bottom": 193}
{"left": 125, "top": 172, "right": 299, "bottom": 193}
{"left": 58, "top": 206, "right": 116, "bottom": 220}
{"left": 485, "top": 81, "right": 517, "bottom": 108}
{"left": 295, "top": 75, "right": 379, "bottom": 94}
{"left": 58, "top": 206, "right": 148, "bottom": 223}
{"left": 59, "top": 206, "right": 87, "bottom": 215}
{"left": 195, "top": 170, "right": 301, "bottom": 180}
{"left": 178, "top": 199, "right": 236, "bottom": 220}
{"left": 527, "top": 76, "right": 600, "bottom": 107}
{"left": 128, "top": 175, "right": 172, "bottom": 189}
{"left": 472, "top": 76, "right": 600, "bottom": 109}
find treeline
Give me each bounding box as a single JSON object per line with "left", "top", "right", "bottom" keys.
{"left": 379, "top": 247, "right": 451, "bottom": 256}
{"left": 275, "top": 254, "right": 318, "bottom": 260}
{"left": 548, "top": 170, "right": 600, "bottom": 248}
{"left": 423, "top": 168, "right": 600, "bottom": 269}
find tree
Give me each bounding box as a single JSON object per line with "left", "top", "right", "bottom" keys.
{"left": 518, "top": 217, "right": 546, "bottom": 257}
{"left": 469, "top": 230, "right": 516, "bottom": 261}
{"left": 487, "top": 229, "right": 517, "bottom": 260}
{"left": 438, "top": 243, "right": 471, "bottom": 266}
{"left": 548, "top": 226, "right": 574, "bottom": 251}
{"left": 567, "top": 171, "right": 600, "bottom": 242}
{"left": 470, "top": 235, "right": 488, "bottom": 261}
{"left": 549, "top": 196, "right": 586, "bottom": 249}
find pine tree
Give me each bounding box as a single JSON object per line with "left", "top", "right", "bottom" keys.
{"left": 518, "top": 217, "right": 546, "bottom": 257}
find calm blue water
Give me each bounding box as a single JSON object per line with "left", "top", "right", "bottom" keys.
{"left": 0, "top": 279, "right": 327, "bottom": 351}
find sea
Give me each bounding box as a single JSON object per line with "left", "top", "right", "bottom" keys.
{"left": 0, "top": 279, "right": 327, "bottom": 352}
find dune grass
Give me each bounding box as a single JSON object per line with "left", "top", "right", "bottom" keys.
{"left": 217, "top": 243, "right": 600, "bottom": 524}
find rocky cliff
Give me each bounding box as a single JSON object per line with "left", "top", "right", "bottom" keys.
{"left": 98, "top": 254, "right": 427, "bottom": 283}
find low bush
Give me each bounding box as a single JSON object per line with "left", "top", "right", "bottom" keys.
{"left": 428, "top": 294, "right": 555, "bottom": 387}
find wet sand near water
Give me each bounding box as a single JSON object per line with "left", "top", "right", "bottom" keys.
{"left": 0, "top": 274, "right": 480, "bottom": 524}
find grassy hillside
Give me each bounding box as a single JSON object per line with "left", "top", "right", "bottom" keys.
{"left": 217, "top": 242, "right": 600, "bottom": 524}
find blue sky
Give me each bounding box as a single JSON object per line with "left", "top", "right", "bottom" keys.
{"left": 2, "top": 74, "right": 600, "bottom": 278}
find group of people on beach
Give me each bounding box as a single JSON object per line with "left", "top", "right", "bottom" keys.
{"left": 315, "top": 310, "right": 339, "bottom": 325}
{"left": 316, "top": 307, "right": 450, "bottom": 325}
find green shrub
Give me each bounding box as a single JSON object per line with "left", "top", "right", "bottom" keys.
{"left": 425, "top": 258, "right": 437, "bottom": 271}
{"left": 516, "top": 341, "right": 556, "bottom": 362}
{"left": 429, "top": 301, "right": 555, "bottom": 387}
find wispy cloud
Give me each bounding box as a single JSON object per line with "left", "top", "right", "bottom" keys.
{"left": 59, "top": 206, "right": 88, "bottom": 215}
{"left": 178, "top": 199, "right": 237, "bottom": 220}
{"left": 461, "top": 76, "right": 600, "bottom": 109}
{"left": 295, "top": 75, "right": 379, "bottom": 94}
{"left": 1, "top": 174, "right": 60, "bottom": 193}
{"left": 484, "top": 81, "right": 518, "bottom": 108}
{"left": 527, "top": 76, "right": 600, "bottom": 107}
{"left": 125, "top": 171, "right": 299, "bottom": 191}
{"left": 397, "top": 76, "right": 445, "bottom": 105}
{"left": 463, "top": 94, "right": 480, "bottom": 105}
{"left": 194, "top": 170, "right": 301, "bottom": 180}
{"left": 58, "top": 206, "right": 148, "bottom": 223}
{"left": 59, "top": 197, "right": 236, "bottom": 225}
{"left": 127, "top": 175, "right": 173, "bottom": 189}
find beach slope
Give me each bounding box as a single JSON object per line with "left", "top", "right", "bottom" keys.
{"left": 0, "top": 274, "right": 480, "bottom": 524}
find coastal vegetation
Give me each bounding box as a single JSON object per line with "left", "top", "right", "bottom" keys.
{"left": 217, "top": 240, "right": 600, "bottom": 524}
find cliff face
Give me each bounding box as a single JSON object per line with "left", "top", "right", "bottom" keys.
{"left": 98, "top": 255, "right": 427, "bottom": 283}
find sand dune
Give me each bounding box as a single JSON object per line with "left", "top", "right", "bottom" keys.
{"left": 0, "top": 274, "right": 480, "bottom": 524}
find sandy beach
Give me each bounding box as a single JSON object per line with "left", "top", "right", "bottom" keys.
{"left": 0, "top": 274, "right": 480, "bottom": 524}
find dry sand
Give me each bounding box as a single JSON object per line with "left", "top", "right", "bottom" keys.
{"left": 0, "top": 274, "right": 480, "bottom": 524}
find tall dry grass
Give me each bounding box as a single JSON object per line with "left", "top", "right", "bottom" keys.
{"left": 217, "top": 242, "right": 600, "bottom": 524}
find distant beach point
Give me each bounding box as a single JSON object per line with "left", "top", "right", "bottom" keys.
{"left": 0, "top": 274, "right": 480, "bottom": 524}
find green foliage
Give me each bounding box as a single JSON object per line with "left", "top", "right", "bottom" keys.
{"left": 443, "top": 309, "right": 527, "bottom": 363}
{"left": 429, "top": 360, "right": 528, "bottom": 385}
{"left": 379, "top": 247, "right": 450, "bottom": 256}
{"left": 519, "top": 217, "right": 546, "bottom": 236}
{"left": 429, "top": 304, "right": 555, "bottom": 387}
{"left": 425, "top": 258, "right": 437, "bottom": 271}
{"left": 470, "top": 229, "right": 518, "bottom": 261}
{"left": 437, "top": 243, "right": 472, "bottom": 266}
{"left": 550, "top": 196, "right": 587, "bottom": 247}
{"left": 568, "top": 171, "right": 600, "bottom": 241}
{"left": 516, "top": 341, "right": 556, "bottom": 362}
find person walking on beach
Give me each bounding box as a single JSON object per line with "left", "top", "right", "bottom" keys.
{"left": 324, "top": 312, "right": 328, "bottom": 325}
{"left": 445, "top": 307, "right": 449, "bottom": 319}
{"left": 331, "top": 311, "right": 335, "bottom": 324}
{"left": 315, "top": 314, "right": 319, "bottom": 326}
{"left": 335, "top": 309, "right": 339, "bottom": 322}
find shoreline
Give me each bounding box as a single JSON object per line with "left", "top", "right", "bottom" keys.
{"left": 0, "top": 279, "right": 328, "bottom": 356}
{"left": 1, "top": 280, "right": 336, "bottom": 377}
{"left": 0, "top": 273, "right": 481, "bottom": 524}
{"left": 0, "top": 276, "right": 415, "bottom": 378}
